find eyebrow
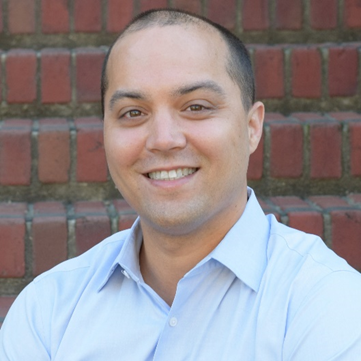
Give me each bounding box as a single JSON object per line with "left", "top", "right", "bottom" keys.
{"left": 109, "top": 90, "right": 147, "bottom": 112}
{"left": 172, "top": 80, "right": 226, "bottom": 98}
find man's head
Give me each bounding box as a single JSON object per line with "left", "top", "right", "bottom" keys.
{"left": 101, "top": 9, "right": 255, "bottom": 118}
{"left": 102, "top": 9, "right": 264, "bottom": 237}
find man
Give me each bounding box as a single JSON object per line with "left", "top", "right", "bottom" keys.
{"left": 1, "top": 9, "right": 361, "bottom": 360}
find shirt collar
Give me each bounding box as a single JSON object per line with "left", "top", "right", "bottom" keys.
{"left": 100, "top": 188, "right": 270, "bottom": 293}
{"left": 209, "top": 188, "right": 270, "bottom": 292}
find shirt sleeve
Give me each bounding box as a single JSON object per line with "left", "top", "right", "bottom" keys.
{"left": 0, "top": 283, "right": 50, "bottom": 361}
{"left": 283, "top": 270, "right": 361, "bottom": 361}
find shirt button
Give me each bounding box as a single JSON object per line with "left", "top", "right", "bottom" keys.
{"left": 169, "top": 317, "right": 178, "bottom": 327}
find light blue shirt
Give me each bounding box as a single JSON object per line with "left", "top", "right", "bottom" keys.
{"left": 1, "top": 189, "right": 361, "bottom": 360}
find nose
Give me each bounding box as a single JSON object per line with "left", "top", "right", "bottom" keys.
{"left": 145, "top": 111, "right": 187, "bottom": 153}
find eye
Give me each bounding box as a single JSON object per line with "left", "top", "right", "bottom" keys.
{"left": 122, "top": 109, "right": 143, "bottom": 118}
{"left": 187, "top": 104, "right": 208, "bottom": 112}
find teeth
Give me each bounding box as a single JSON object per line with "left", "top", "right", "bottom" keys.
{"left": 148, "top": 168, "right": 197, "bottom": 181}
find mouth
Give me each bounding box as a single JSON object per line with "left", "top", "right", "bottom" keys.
{"left": 147, "top": 168, "right": 198, "bottom": 181}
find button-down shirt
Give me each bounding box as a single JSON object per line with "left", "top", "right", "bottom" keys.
{"left": 1, "top": 189, "right": 361, "bottom": 360}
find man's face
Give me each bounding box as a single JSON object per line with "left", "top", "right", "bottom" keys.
{"left": 103, "top": 25, "right": 263, "bottom": 236}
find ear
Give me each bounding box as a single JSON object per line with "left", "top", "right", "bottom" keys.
{"left": 247, "top": 101, "right": 264, "bottom": 155}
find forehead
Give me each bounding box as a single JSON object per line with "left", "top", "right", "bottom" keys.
{"left": 106, "top": 24, "right": 231, "bottom": 91}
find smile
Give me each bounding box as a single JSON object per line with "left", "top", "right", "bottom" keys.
{"left": 148, "top": 168, "right": 197, "bottom": 181}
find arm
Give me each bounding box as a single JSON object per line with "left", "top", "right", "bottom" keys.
{"left": 0, "top": 283, "right": 50, "bottom": 361}
{"left": 283, "top": 271, "right": 361, "bottom": 361}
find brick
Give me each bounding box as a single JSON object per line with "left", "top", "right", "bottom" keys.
{"left": 275, "top": 0, "right": 302, "bottom": 30}
{"left": 310, "top": 0, "right": 337, "bottom": 29}
{"left": 8, "top": 0, "right": 36, "bottom": 34}
{"left": 41, "top": 49, "right": 71, "bottom": 104}
{"left": 328, "top": 47, "right": 358, "bottom": 97}
{"left": 76, "top": 49, "right": 105, "bottom": 103}
{"left": 254, "top": 47, "right": 284, "bottom": 99}
{"left": 0, "top": 203, "right": 26, "bottom": 278}
{"left": 270, "top": 122, "right": 303, "bottom": 178}
{"left": 291, "top": 112, "right": 327, "bottom": 121}
{"left": 75, "top": 202, "right": 111, "bottom": 255}
{"left": 173, "top": 0, "right": 202, "bottom": 14}
{"left": 140, "top": 0, "right": 167, "bottom": 11}
{"left": 331, "top": 210, "right": 361, "bottom": 270}
{"left": 0, "top": 296, "right": 16, "bottom": 327}
{"left": 74, "top": 0, "right": 102, "bottom": 32}
{"left": 309, "top": 195, "right": 349, "bottom": 209}
{"left": 75, "top": 118, "right": 108, "bottom": 182}
{"left": 288, "top": 211, "right": 324, "bottom": 238}
{"left": 291, "top": 48, "right": 322, "bottom": 98}
{"left": 118, "top": 214, "right": 138, "bottom": 231}
{"left": 270, "top": 196, "right": 309, "bottom": 210}
{"left": 107, "top": 0, "right": 133, "bottom": 33}
{"left": 208, "top": 0, "right": 236, "bottom": 30}
{"left": 350, "top": 122, "right": 361, "bottom": 176}
{"left": 242, "top": 0, "right": 269, "bottom": 30}
{"left": 0, "top": 119, "right": 32, "bottom": 185}
{"left": 113, "top": 199, "right": 135, "bottom": 214}
{"left": 247, "top": 132, "right": 264, "bottom": 180}
{"left": 38, "top": 119, "right": 70, "bottom": 183}
{"left": 6, "top": 50, "right": 37, "bottom": 103}
{"left": 0, "top": 52, "right": 2, "bottom": 102}
{"left": 310, "top": 122, "right": 342, "bottom": 179}
{"left": 348, "top": 194, "right": 361, "bottom": 204}
{"left": 344, "top": 0, "right": 361, "bottom": 28}
{"left": 328, "top": 112, "right": 361, "bottom": 121}
{"left": 32, "top": 202, "right": 67, "bottom": 276}
{"left": 41, "top": 0, "right": 69, "bottom": 33}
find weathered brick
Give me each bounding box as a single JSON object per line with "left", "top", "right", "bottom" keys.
{"left": 8, "top": 0, "right": 36, "bottom": 34}
{"left": 350, "top": 122, "right": 361, "bottom": 176}
{"left": 309, "top": 195, "right": 349, "bottom": 209}
{"left": 344, "top": 0, "right": 361, "bottom": 28}
{"left": 328, "top": 47, "right": 358, "bottom": 97}
{"left": 0, "top": 203, "right": 27, "bottom": 278}
{"left": 118, "top": 214, "right": 138, "bottom": 231}
{"left": 265, "top": 113, "right": 287, "bottom": 121}
{"left": 0, "top": 297, "right": 16, "bottom": 328}
{"left": 41, "top": 0, "right": 70, "bottom": 33}
{"left": 270, "top": 196, "right": 309, "bottom": 210}
{"left": 41, "top": 49, "right": 71, "bottom": 104}
{"left": 38, "top": 119, "right": 70, "bottom": 183}
{"left": 275, "top": 0, "right": 302, "bottom": 29}
{"left": 254, "top": 46, "right": 284, "bottom": 99}
{"left": 107, "top": 0, "right": 133, "bottom": 33}
{"left": 32, "top": 202, "right": 67, "bottom": 276}
{"left": 6, "top": 49, "right": 37, "bottom": 103}
{"left": 331, "top": 210, "right": 361, "bottom": 270}
{"left": 74, "top": 0, "right": 102, "bottom": 32}
{"left": 140, "top": 0, "right": 167, "bottom": 11}
{"left": 0, "top": 52, "right": 2, "bottom": 102}
{"left": 75, "top": 202, "right": 111, "bottom": 255}
{"left": 247, "top": 132, "right": 264, "bottom": 180}
{"left": 0, "top": 119, "right": 32, "bottom": 185}
{"left": 288, "top": 211, "right": 324, "bottom": 238}
{"left": 172, "top": 0, "right": 202, "bottom": 14}
{"left": 208, "top": 0, "right": 236, "bottom": 30}
{"left": 269, "top": 122, "right": 303, "bottom": 178}
{"left": 310, "top": 122, "right": 342, "bottom": 179}
{"left": 242, "top": 0, "right": 269, "bottom": 30}
{"left": 291, "top": 48, "right": 322, "bottom": 98}
{"left": 75, "top": 118, "right": 108, "bottom": 182}
{"left": 310, "top": 0, "right": 337, "bottom": 29}
{"left": 76, "top": 49, "right": 105, "bottom": 102}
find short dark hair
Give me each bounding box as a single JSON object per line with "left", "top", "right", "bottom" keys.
{"left": 101, "top": 9, "right": 255, "bottom": 117}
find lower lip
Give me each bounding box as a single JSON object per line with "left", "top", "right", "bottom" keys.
{"left": 145, "top": 171, "right": 197, "bottom": 188}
